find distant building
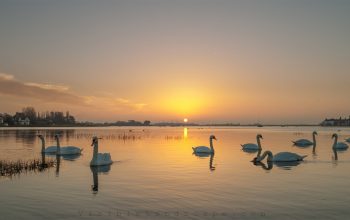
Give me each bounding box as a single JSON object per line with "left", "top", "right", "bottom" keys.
{"left": 320, "top": 116, "right": 350, "bottom": 126}
{"left": 14, "top": 112, "right": 30, "bottom": 126}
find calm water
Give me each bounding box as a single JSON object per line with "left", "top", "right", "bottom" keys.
{"left": 1, "top": 126, "right": 350, "bottom": 220}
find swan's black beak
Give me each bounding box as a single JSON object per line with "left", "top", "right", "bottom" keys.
{"left": 213, "top": 136, "right": 217, "bottom": 140}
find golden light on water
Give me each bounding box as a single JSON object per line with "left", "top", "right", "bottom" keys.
{"left": 183, "top": 127, "right": 188, "bottom": 139}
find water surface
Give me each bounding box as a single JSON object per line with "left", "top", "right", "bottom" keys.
{"left": 1, "top": 126, "right": 350, "bottom": 219}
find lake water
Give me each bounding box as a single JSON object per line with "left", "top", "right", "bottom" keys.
{"left": 1, "top": 126, "right": 350, "bottom": 220}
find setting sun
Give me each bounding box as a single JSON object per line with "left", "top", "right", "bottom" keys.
{"left": 184, "top": 118, "right": 188, "bottom": 123}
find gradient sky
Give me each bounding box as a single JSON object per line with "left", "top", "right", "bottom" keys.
{"left": 0, "top": 0, "right": 350, "bottom": 124}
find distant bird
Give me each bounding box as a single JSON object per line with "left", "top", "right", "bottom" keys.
{"left": 292, "top": 131, "right": 317, "bottom": 147}
{"left": 332, "top": 134, "right": 349, "bottom": 150}
{"left": 241, "top": 134, "right": 263, "bottom": 151}
{"left": 37, "top": 135, "right": 57, "bottom": 154}
{"left": 90, "top": 136, "right": 113, "bottom": 166}
{"left": 252, "top": 150, "right": 307, "bottom": 162}
{"left": 55, "top": 134, "right": 83, "bottom": 155}
{"left": 192, "top": 135, "right": 217, "bottom": 154}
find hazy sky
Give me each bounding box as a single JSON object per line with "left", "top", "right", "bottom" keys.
{"left": 0, "top": 0, "right": 349, "bottom": 124}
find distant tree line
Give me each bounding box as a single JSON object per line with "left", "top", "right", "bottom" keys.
{"left": 0, "top": 107, "right": 76, "bottom": 126}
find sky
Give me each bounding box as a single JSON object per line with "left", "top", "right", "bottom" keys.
{"left": 0, "top": 0, "right": 350, "bottom": 124}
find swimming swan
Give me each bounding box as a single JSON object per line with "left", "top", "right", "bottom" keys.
{"left": 55, "top": 134, "right": 82, "bottom": 155}
{"left": 292, "top": 131, "right": 317, "bottom": 147}
{"left": 252, "top": 150, "right": 307, "bottom": 162}
{"left": 90, "top": 136, "right": 113, "bottom": 166}
{"left": 241, "top": 134, "right": 263, "bottom": 151}
{"left": 37, "top": 135, "right": 57, "bottom": 154}
{"left": 192, "top": 135, "right": 217, "bottom": 154}
{"left": 332, "top": 134, "right": 349, "bottom": 150}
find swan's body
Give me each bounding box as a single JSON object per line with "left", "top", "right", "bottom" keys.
{"left": 241, "top": 134, "right": 263, "bottom": 151}
{"left": 37, "top": 135, "right": 57, "bottom": 154}
{"left": 332, "top": 134, "right": 349, "bottom": 150}
{"left": 90, "top": 136, "right": 113, "bottom": 166}
{"left": 192, "top": 135, "right": 216, "bottom": 154}
{"left": 55, "top": 135, "right": 82, "bottom": 155}
{"left": 293, "top": 131, "right": 317, "bottom": 147}
{"left": 345, "top": 138, "right": 350, "bottom": 143}
{"left": 253, "top": 150, "right": 307, "bottom": 162}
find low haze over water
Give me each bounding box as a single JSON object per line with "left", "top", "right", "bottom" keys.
{"left": 1, "top": 126, "right": 350, "bottom": 220}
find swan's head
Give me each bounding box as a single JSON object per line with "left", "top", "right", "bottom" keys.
{"left": 54, "top": 134, "right": 60, "bottom": 140}
{"left": 91, "top": 136, "right": 102, "bottom": 146}
{"left": 257, "top": 134, "right": 263, "bottom": 139}
{"left": 37, "top": 134, "right": 44, "bottom": 139}
{"left": 251, "top": 157, "right": 259, "bottom": 162}
{"left": 332, "top": 133, "right": 338, "bottom": 139}
{"left": 210, "top": 135, "right": 217, "bottom": 140}
{"left": 313, "top": 131, "right": 318, "bottom": 135}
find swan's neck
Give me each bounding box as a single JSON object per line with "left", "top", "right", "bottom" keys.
{"left": 333, "top": 136, "right": 338, "bottom": 148}
{"left": 40, "top": 138, "right": 45, "bottom": 152}
{"left": 257, "top": 149, "right": 262, "bottom": 158}
{"left": 92, "top": 142, "right": 98, "bottom": 161}
{"left": 312, "top": 133, "right": 316, "bottom": 147}
{"left": 209, "top": 138, "right": 214, "bottom": 153}
{"left": 56, "top": 138, "right": 60, "bottom": 153}
{"left": 257, "top": 151, "right": 273, "bottom": 162}
{"left": 257, "top": 136, "right": 262, "bottom": 149}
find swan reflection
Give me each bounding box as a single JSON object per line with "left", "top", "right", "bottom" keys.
{"left": 90, "top": 165, "right": 111, "bottom": 193}
{"left": 193, "top": 152, "right": 216, "bottom": 171}
{"left": 252, "top": 160, "right": 302, "bottom": 171}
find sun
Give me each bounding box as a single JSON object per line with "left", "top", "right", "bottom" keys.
{"left": 183, "top": 118, "right": 188, "bottom": 123}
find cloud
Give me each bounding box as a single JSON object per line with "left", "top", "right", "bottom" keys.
{"left": 24, "top": 82, "right": 69, "bottom": 91}
{"left": 0, "top": 73, "right": 86, "bottom": 105}
{"left": 0, "top": 73, "right": 147, "bottom": 114}
{"left": 84, "top": 96, "right": 146, "bottom": 112}
{"left": 0, "top": 73, "right": 14, "bottom": 80}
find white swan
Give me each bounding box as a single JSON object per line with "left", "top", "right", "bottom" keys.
{"left": 192, "top": 135, "right": 217, "bottom": 154}
{"left": 241, "top": 134, "right": 263, "bottom": 151}
{"left": 37, "top": 135, "right": 57, "bottom": 154}
{"left": 332, "top": 134, "right": 349, "bottom": 150}
{"left": 292, "top": 131, "right": 317, "bottom": 147}
{"left": 253, "top": 150, "right": 307, "bottom": 162}
{"left": 90, "top": 136, "right": 113, "bottom": 166}
{"left": 55, "top": 134, "right": 83, "bottom": 155}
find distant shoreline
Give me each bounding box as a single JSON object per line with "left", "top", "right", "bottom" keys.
{"left": 1, "top": 124, "right": 343, "bottom": 128}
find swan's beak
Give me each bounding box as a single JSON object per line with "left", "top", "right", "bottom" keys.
{"left": 213, "top": 137, "right": 217, "bottom": 140}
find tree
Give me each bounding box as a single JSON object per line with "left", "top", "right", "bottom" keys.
{"left": 143, "top": 120, "right": 151, "bottom": 126}
{"left": 22, "top": 107, "right": 36, "bottom": 121}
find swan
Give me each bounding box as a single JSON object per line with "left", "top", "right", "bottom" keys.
{"left": 345, "top": 138, "right": 350, "bottom": 143}
{"left": 55, "top": 134, "right": 83, "bottom": 155}
{"left": 37, "top": 135, "right": 57, "bottom": 154}
{"left": 192, "top": 135, "right": 217, "bottom": 154}
{"left": 241, "top": 134, "right": 263, "bottom": 151}
{"left": 252, "top": 150, "right": 307, "bottom": 162}
{"left": 332, "top": 134, "right": 349, "bottom": 150}
{"left": 90, "top": 136, "right": 113, "bottom": 166}
{"left": 292, "top": 131, "right": 317, "bottom": 147}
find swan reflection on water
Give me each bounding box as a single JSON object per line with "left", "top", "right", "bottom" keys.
{"left": 252, "top": 160, "right": 302, "bottom": 171}
{"left": 193, "top": 152, "right": 216, "bottom": 171}
{"left": 90, "top": 164, "right": 111, "bottom": 193}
